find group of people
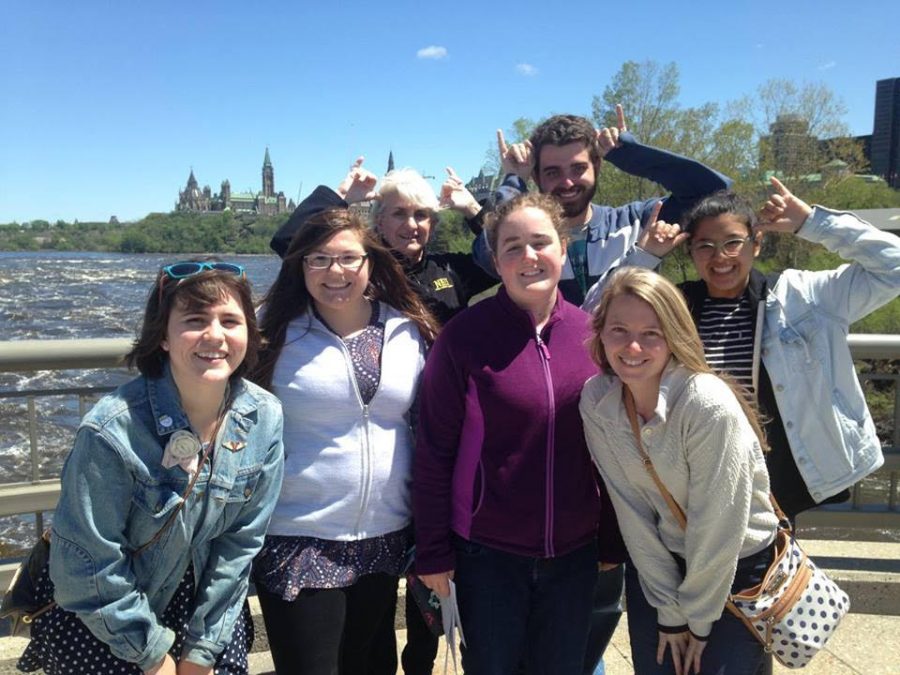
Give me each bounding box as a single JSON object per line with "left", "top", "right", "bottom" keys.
{"left": 18, "top": 106, "right": 899, "bottom": 675}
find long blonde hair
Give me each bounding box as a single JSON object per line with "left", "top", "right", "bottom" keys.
{"left": 590, "top": 267, "right": 769, "bottom": 450}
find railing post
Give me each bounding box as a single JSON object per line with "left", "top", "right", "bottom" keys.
{"left": 27, "top": 396, "right": 44, "bottom": 538}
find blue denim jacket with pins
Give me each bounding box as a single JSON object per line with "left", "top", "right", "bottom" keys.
{"left": 49, "top": 364, "right": 284, "bottom": 670}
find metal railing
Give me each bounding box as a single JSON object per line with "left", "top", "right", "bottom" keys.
{"left": 0, "top": 336, "right": 898, "bottom": 585}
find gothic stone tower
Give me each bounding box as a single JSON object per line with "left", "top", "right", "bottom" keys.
{"left": 262, "top": 147, "right": 275, "bottom": 198}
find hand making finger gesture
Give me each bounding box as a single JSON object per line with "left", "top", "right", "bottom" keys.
{"left": 638, "top": 200, "right": 689, "bottom": 257}
{"left": 440, "top": 166, "right": 481, "bottom": 217}
{"left": 757, "top": 176, "right": 813, "bottom": 234}
{"left": 335, "top": 156, "right": 378, "bottom": 204}
{"left": 596, "top": 104, "right": 627, "bottom": 158}
{"left": 497, "top": 129, "right": 534, "bottom": 181}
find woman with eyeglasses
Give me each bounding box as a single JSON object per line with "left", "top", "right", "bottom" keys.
{"left": 18, "top": 261, "right": 285, "bottom": 675}
{"left": 270, "top": 158, "right": 497, "bottom": 326}
{"left": 675, "top": 178, "right": 900, "bottom": 519}
{"left": 248, "top": 209, "right": 439, "bottom": 674}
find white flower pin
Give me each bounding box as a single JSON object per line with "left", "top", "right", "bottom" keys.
{"left": 162, "top": 430, "right": 202, "bottom": 472}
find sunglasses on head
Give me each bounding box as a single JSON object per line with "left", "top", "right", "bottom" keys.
{"left": 158, "top": 261, "right": 246, "bottom": 303}
{"left": 162, "top": 261, "right": 246, "bottom": 279}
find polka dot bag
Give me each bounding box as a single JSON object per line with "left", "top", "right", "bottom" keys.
{"left": 728, "top": 528, "right": 849, "bottom": 668}
{"left": 623, "top": 391, "right": 849, "bottom": 669}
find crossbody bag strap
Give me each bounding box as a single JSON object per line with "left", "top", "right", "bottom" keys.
{"left": 133, "top": 409, "right": 227, "bottom": 556}
{"left": 623, "top": 387, "right": 687, "bottom": 530}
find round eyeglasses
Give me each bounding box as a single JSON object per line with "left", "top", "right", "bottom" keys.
{"left": 690, "top": 236, "right": 753, "bottom": 258}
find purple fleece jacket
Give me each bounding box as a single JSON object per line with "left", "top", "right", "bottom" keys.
{"left": 413, "top": 287, "right": 624, "bottom": 575}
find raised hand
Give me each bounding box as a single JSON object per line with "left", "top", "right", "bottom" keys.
{"left": 440, "top": 167, "right": 481, "bottom": 217}
{"left": 497, "top": 129, "right": 534, "bottom": 181}
{"left": 335, "top": 156, "right": 378, "bottom": 204}
{"left": 596, "top": 104, "right": 627, "bottom": 157}
{"left": 757, "top": 176, "right": 813, "bottom": 234}
{"left": 638, "top": 201, "right": 689, "bottom": 257}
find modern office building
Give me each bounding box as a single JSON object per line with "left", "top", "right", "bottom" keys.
{"left": 871, "top": 77, "right": 900, "bottom": 188}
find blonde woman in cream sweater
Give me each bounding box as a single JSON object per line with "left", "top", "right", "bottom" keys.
{"left": 580, "top": 267, "right": 778, "bottom": 675}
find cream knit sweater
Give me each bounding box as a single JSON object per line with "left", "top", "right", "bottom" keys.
{"left": 580, "top": 360, "right": 777, "bottom": 637}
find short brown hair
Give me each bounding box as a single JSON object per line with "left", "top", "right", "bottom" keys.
{"left": 529, "top": 114, "right": 602, "bottom": 183}
{"left": 126, "top": 263, "right": 261, "bottom": 380}
{"left": 484, "top": 192, "right": 567, "bottom": 253}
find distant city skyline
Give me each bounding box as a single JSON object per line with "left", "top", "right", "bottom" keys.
{"left": 2, "top": 1, "right": 899, "bottom": 223}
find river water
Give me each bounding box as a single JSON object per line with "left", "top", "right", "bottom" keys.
{"left": 0, "top": 251, "right": 279, "bottom": 554}
{"left": 0, "top": 251, "right": 897, "bottom": 555}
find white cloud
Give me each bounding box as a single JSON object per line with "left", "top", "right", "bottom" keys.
{"left": 516, "top": 63, "right": 538, "bottom": 76}
{"left": 417, "top": 45, "right": 448, "bottom": 60}
{"left": 818, "top": 60, "right": 837, "bottom": 71}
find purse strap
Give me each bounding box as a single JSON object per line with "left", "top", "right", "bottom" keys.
{"left": 623, "top": 386, "right": 791, "bottom": 530}
{"left": 623, "top": 386, "right": 789, "bottom": 626}
{"left": 624, "top": 388, "right": 687, "bottom": 530}
{"left": 133, "top": 409, "right": 227, "bottom": 556}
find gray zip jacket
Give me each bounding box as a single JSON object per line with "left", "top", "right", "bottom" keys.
{"left": 267, "top": 303, "right": 426, "bottom": 539}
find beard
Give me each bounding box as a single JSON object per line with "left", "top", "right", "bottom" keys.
{"left": 550, "top": 185, "right": 593, "bottom": 219}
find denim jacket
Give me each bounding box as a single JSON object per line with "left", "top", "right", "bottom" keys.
{"left": 753, "top": 206, "right": 898, "bottom": 501}
{"left": 49, "top": 366, "right": 284, "bottom": 670}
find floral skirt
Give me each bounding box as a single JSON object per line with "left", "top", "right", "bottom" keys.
{"left": 17, "top": 563, "right": 253, "bottom": 674}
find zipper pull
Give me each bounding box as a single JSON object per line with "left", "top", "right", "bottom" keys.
{"left": 536, "top": 334, "right": 551, "bottom": 360}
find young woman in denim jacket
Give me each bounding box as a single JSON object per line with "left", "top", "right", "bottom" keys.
{"left": 19, "top": 262, "right": 285, "bottom": 675}
{"left": 675, "top": 179, "right": 899, "bottom": 518}
{"left": 249, "top": 209, "right": 438, "bottom": 674}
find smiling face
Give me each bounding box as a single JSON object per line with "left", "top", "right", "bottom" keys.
{"left": 600, "top": 294, "right": 671, "bottom": 391}
{"left": 303, "top": 228, "right": 371, "bottom": 314}
{"left": 493, "top": 206, "right": 566, "bottom": 313}
{"left": 162, "top": 289, "right": 248, "bottom": 389}
{"left": 689, "top": 213, "right": 760, "bottom": 299}
{"left": 535, "top": 142, "right": 597, "bottom": 220}
{"left": 375, "top": 191, "right": 434, "bottom": 262}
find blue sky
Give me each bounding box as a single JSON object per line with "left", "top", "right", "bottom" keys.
{"left": 2, "top": 0, "right": 898, "bottom": 223}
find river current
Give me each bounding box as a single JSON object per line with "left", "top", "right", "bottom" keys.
{"left": 1, "top": 251, "right": 896, "bottom": 554}
{"left": 0, "top": 251, "right": 279, "bottom": 553}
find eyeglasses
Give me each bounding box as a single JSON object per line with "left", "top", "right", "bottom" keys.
{"left": 690, "top": 236, "right": 753, "bottom": 258}
{"left": 158, "top": 261, "right": 246, "bottom": 304}
{"left": 303, "top": 254, "right": 368, "bottom": 271}
{"left": 162, "top": 261, "right": 246, "bottom": 279}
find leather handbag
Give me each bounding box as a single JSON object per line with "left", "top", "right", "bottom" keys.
{"left": 0, "top": 530, "right": 55, "bottom": 635}
{"left": 1, "top": 413, "right": 225, "bottom": 637}
{"left": 623, "top": 388, "right": 849, "bottom": 669}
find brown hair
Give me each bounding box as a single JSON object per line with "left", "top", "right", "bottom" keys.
{"left": 250, "top": 208, "right": 439, "bottom": 390}
{"left": 589, "top": 267, "right": 769, "bottom": 451}
{"left": 529, "top": 114, "right": 602, "bottom": 184}
{"left": 126, "top": 262, "right": 261, "bottom": 380}
{"left": 483, "top": 192, "right": 567, "bottom": 254}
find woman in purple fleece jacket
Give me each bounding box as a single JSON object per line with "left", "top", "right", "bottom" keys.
{"left": 413, "top": 193, "right": 624, "bottom": 674}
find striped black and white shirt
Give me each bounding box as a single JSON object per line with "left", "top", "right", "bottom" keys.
{"left": 697, "top": 295, "right": 756, "bottom": 394}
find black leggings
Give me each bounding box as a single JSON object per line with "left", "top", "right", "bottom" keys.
{"left": 256, "top": 573, "right": 399, "bottom": 675}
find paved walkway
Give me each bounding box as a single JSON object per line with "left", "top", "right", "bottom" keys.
{"left": 2, "top": 538, "right": 898, "bottom": 674}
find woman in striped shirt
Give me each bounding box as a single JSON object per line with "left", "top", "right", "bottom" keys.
{"left": 674, "top": 178, "right": 900, "bottom": 518}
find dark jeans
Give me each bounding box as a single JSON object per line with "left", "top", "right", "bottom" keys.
{"left": 625, "top": 546, "right": 775, "bottom": 675}
{"left": 582, "top": 564, "right": 625, "bottom": 674}
{"left": 256, "top": 572, "right": 398, "bottom": 675}
{"left": 454, "top": 537, "right": 597, "bottom": 675}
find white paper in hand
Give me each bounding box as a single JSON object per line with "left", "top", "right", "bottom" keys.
{"left": 440, "top": 579, "right": 466, "bottom": 675}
